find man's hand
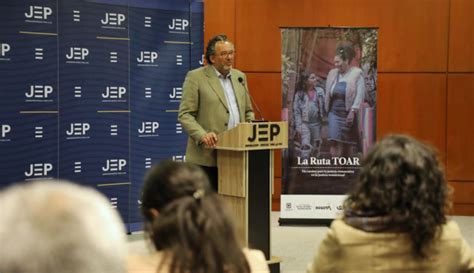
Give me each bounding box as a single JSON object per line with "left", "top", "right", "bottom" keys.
{"left": 200, "top": 132, "right": 218, "bottom": 148}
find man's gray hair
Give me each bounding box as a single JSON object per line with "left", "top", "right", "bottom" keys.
{"left": 0, "top": 180, "right": 127, "bottom": 273}
{"left": 205, "top": 34, "right": 229, "bottom": 64}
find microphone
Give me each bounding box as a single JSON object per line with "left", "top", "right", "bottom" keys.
{"left": 238, "top": 77, "right": 264, "bottom": 121}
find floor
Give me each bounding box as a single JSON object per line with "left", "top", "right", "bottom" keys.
{"left": 128, "top": 212, "right": 474, "bottom": 273}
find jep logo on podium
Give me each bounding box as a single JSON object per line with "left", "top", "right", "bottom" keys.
{"left": 247, "top": 123, "right": 281, "bottom": 142}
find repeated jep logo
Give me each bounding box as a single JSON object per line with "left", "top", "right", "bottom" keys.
{"left": 0, "top": 43, "right": 11, "bottom": 60}
{"left": 169, "top": 87, "right": 182, "bottom": 101}
{"left": 138, "top": 121, "right": 159, "bottom": 137}
{"left": 66, "top": 123, "right": 90, "bottom": 139}
{"left": 102, "top": 159, "right": 127, "bottom": 175}
{"left": 24, "top": 163, "right": 53, "bottom": 178}
{"left": 136, "top": 51, "right": 158, "bottom": 66}
{"left": 66, "top": 47, "right": 89, "bottom": 64}
{"left": 199, "top": 54, "right": 204, "bottom": 66}
{"left": 145, "top": 157, "right": 152, "bottom": 169}
{"left": 1, "top": 124, "right": 11, "bottom": 141}
{"left": 110, "top": 197, "right": 118, "bottom": 209}
{"left": 102, "top": 86, "right": 127, "bottom": 102}
{"left": 25, "top": 85, "right": 54, "bottom": 102}
{"left": 101, "top": 12, "right": 126, "bottom": 29}
{"left": 168, "top": 18, "right": 189, "bottom": 33}
{"left": 172, "top": 155, "right": 186, "bottom": 162}
{"left": 25, "top": 6, "right": 53, "bottom": 23}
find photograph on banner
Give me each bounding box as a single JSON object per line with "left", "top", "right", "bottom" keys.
{"left": 281, "top": 27, "right": 377, "bottom": 217}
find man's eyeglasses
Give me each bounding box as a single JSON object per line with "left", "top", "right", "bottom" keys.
{"left": 218, "top": 50, "right": 236, "bottom": 57}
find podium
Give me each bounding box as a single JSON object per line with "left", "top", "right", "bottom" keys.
{"left": 216, "top": 121, "right": 287, "bottom": 271}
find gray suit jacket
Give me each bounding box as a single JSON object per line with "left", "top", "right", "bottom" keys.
{"left": 178, "top": 65, "right": 254, "bottom": 166}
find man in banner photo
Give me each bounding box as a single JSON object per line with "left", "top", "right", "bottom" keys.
{"left": 178, "top": 34, "right": 254, "bottom": 191}
{"left": 281, "top": 28, "right": 377, "bottom": 220}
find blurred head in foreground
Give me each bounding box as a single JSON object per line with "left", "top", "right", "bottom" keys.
{"left": 140, "top": 160, "right": 250, "bottom": 273}
{"left": 0, "top": 180, "right": 127, "bottom": 273}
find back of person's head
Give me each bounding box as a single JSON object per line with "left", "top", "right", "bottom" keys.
{"left": 141, "top": 160, "right": 250, "bottom": 273}
{"left": 0, "top": 180, "right": 127, "bottom": 273}
{"left": 344, "top": 134, "right": 450, "bottom": 258}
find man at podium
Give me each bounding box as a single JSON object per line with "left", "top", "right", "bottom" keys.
{"left": 178, "top": 34, "right": 254, "bottom": 191}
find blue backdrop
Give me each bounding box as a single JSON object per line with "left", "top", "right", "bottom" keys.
{"left": 0, "top": 0, "right": 204, "bottom": 232}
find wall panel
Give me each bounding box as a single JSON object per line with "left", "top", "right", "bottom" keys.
{"left": 449, "top": 0, "right": 474, "bottom": 72}
{"left": 235, "top": 0, "right": 449, "bottom": 72}
{"left": 447, "top": 74, "right": 474, "bottom": 180}
{"left": 450, "top": 181, "right": 474, "bottom": 204}
{"left": 203, "top": 0, "right": 235, "bottom": 45}
{"left": 245, "top": 72, "right": 281, "bottom": 122}
{"left": 376, "top": 74, "right": 447, "bottom": 153}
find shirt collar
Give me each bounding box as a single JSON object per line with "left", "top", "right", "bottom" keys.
{"left": 212, "top": 66, "right": 231, "bottom": 79}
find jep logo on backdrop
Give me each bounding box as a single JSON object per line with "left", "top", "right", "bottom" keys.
{"left": 101, "top": 12, "right": 126, "bottom": 30}
{"left": 172, "top": 155, "right": 186, "bottom": 162}
{"left": 168, "top": 18, "right": 189, "bottom": 34}
{"left": 0, "top": 43, "right": 11, "bottom": 61}
{"left": 25, "top": 5, "right": 53, "bottom": 24}
{"left": 25, "top": 85, "right": 54, "bottom": 102}
{"left": 136, "top": 51, "right": 158, "bottom": 67}
{"left": 24, "top": 163, "right": 54, "bottom": 179}
{"left": 102, "top": 86, "right": 127, "bottom": 102}
{"left": 66, "top": 47, "right": 89, "bottom": 64}
{"left": 169, "top": 87, "right": 182, "bottom": 102}
{"left": 199, "top": 54, "right": 204, "bottom": 66}
{"left": 1, "top": 124, "right": 11, "bottom": 142}
{"left": 138, "top": 121, "right": 159, "bottom": 137}
{"left": 66, "top": 123, "right": 91, "bottom": 140}
{"left": 102, "top": 159, "right": 127, "bottom": 175}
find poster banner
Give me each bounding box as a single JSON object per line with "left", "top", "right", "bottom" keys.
{"left": 281, "top": 27, "right": 378, "bottom": 220}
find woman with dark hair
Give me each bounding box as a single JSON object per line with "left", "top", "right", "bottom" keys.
{"left": 308, "top": 135, "right": 474, "bottom": 273}
{"left": 325, "top": 41, "right": 365, "bottom": 157}
{"left": 128, "top": 160, "right": 269, "bottom": 273}
{"left": 293, "top": 72, "right": 325, "bottom": 158}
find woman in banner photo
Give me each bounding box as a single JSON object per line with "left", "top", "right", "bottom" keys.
{"left": 308, "top": 135, "right": 474, "bottom": 273}
{"left": 293, "top": 72, "right": 325, "bottom": 159}
{"left": 325, "top": 41, "right": 366, "bottom": 158}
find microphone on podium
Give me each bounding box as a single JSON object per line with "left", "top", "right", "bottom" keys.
{"left": 238, "top": 77, "right": 265, "bottom": 121}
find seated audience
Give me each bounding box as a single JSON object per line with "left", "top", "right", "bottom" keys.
{"left": 0, "top": 180, "right": 127, "bottom": 273}
{"left": 128, "top": 160, "right": 269, "bottom": 273}
{"left": 308, "top": 134, "right": 474, "bottom": 273}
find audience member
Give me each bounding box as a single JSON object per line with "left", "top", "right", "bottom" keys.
{"left": 308, "top": 134, "right": 474, "bottom": 273}
{"left": 129, "top": 160, "right": 269, "bottom": 273}
{"left": 0, "top": 180, "right": 127, "bottom": 273}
